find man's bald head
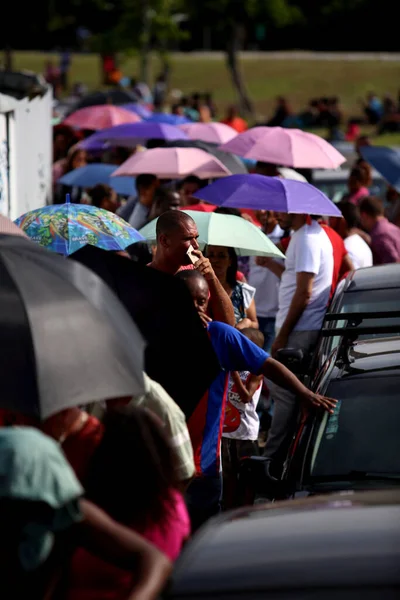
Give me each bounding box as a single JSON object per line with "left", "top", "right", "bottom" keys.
{"left": 156, "top": 210, "right": 196, "bottom": 240}
{"left": 154, "top": 210, "right": 200, "bottom": 273}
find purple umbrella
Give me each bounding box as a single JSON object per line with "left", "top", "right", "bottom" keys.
{"left": 122, "top": 103, "right": 153, "bottom": 119}
{"left": 193, "top": 174, "right": 342, "bottom": 217}
{"left": 79, "top": 122, "right": 189, "bottom": 151}
{"left": 146, "top": 113, "right": 192, "bottom": 125}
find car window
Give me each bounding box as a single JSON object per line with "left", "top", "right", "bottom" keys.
{"left": 309, "top": 376, "right": 400, "bottom": 479}
{"left": 323, "top": 288, "right": 400, "bottom": 357}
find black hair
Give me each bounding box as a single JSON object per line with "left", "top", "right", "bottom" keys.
{"left": 359, "top": 196, "right": 384, "bottom": 217}
{"left": 176, "top": 269, "right": 207, "bottom": 287}
{"left": 125, "top": 241, "right": 152, "bottom": 265}
{"left": 136, "top": 173, "right": 158, "bottom": 191}
{"left": 156, "top": 210, "right": 195, "bottom": 240}
{"left": 335, "top": 202, "right": 361, "bottom": 230}
{"left": 349, "top": 166, "right": 369, "bottom": 185}
{"left": 87, "top": 183, "right": 113, "bottom": 208}
{"left": 149, "top": 188, "right": 181, "bottom": 221}
{"left": 180, "top": 175, "right": 203, "bottom": 188}
{"left": 240, "top": 327, "right": 264, "bottom": 348}
{"left": 206, "top": 245, "right": 238, "bottom": 288}
{"left": 214, "top": 207, "right": 242, "bottom": 218}
{"left": 226, "top": 247, "right": 239, "bottom": 288}
{"left": 85, "top": 405, "right": 177, "bottom": 528}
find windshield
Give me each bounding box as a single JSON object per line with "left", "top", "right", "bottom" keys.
{"left": 309, "top": 375, "right": 400, "bottom": 480}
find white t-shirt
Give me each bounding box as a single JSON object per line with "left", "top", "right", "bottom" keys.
{"left": 276, "top": 221, "right": 334, "bottom": 332}
{"left": 344, "top": 234, "right": 373, "bottom": 270}
{"left": 248, "top": 224, "right": 285, "bottom": 318}
{"left": 223, "top": 371, "right": 262, "bottom": 441}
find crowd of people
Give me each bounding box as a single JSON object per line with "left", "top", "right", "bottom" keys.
{"left": 3, "top": 70, "right": 400, "bottom": 599}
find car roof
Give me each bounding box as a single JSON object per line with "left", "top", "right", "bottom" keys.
{"left": 169, "top": 490, "right": 400, "bottom": 596}
{"left": 343, "top": 264, "right": 400, "bottom": 292}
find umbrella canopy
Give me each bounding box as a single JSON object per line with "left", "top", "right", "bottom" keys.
{"left": 360, "top": 146, "right": 400, "bottom": 192}
{"left": 139, "top": 210, "right": 284, "bottom": 258}
{"left": 160, "top": 139, "right": 248, "bottom": 175}
{"left": 15, "top": 199, "right": 144, "bottom": 256}
{"left": 79, "top": 122, "right": 189, "bottom": 151}
{"left": 146, "top": 112, "right": 192, "bottom": 125}
{"left": 57, "top": 164, "right": 136, "bottom": 196}
{"left": 70, "top": 246, "right": 220, "bottom": 419}
{"left": 112, "top": 147, "right": 232, "bottom": 179}
{"left": 66, "top": 89, "right": 139, "bottom": 115}
{"left": 179, "top": 122, "right": 237, "bottom": 145}
{"left": 63, "top": 106, "right": 141, "bottom": 131}
{"left": 122, "top": 103, "right": 153, "bottom": 119}
{"left": 193, "top": 174, "right": 342, "bottom": 217}
{"left": 220, "top": 127, "right": 346, "bottom": 169}
{"left": 0, "top": 235, "right": 145, "bottom": 419}
{"left": 0, "top": 214, "right": 29, "bottom": 238}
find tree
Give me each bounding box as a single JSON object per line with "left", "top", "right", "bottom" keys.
{"left": 186, "top": 0, "right": 303, "bottom": 118}
{"left": 88, "top": 0, "right": 187, "bottom": 86}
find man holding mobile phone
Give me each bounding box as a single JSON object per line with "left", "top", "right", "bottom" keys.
{"left": 148, "top": 211, "right": 235, "bottom": 326}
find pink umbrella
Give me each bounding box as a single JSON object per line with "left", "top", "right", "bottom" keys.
{"left": 179, "top": 122, "right": 237, "bottom": 145}
{"left": 112, "top": 147, "right": 232, "bottom": 179}
{"left": 0, "top": 214, "right": 29, "bottom": 238}
{"left": 219, "top": 126, "right": 346, "bottom": 169}
{"left": 63, "top": 106, "right": 141, "bottom": 131}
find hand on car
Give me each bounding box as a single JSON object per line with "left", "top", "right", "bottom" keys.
{"left": 301, "top": 390, "right": 337, "bottom": 414}
{"left": 192, "top": 250, "right": 216, "bottom": 281}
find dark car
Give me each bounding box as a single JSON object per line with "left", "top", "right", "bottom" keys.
{"left": 165, "top": 490, "right": 400, "bottom": 600}
{"left": 315, "top": 263, "right": 400, "bottom": 374}
{"left": 278, "top": 264, "right": 400, "bottom": 498}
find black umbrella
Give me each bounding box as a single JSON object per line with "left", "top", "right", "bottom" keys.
{"left": 152, "top": 139, "right": 248, "bottom": 175}
{"left": 66, "top": 89, "right": 139, "bottom": 116}
{"left": 70, "top": 246, "right": 220, "bottom": 419}
{"left": 0, "top": 235, "right": 145, "bottom": 419}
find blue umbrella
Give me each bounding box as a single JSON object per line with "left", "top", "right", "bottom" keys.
{"left": 193, "top": 173, "right": 342, "bottom": 217}
{"left": 145, "top": 112, "right": 192, "bottom": 125}
{"left": 360, "top": 146, "right": 400, "bottom": 192}
{"left": 58, "top": 164, "right": 136, "bottom": 196}
{"left": 79, "top": 122, "right": 189, "bottom": 151}
{"left": 122, "top": 103, "right": 153, "bottom": 119}
{"left": 16, "top": 194, "right": 144, "bottom": 256}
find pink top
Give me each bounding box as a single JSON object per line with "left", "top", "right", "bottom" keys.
{"left": 348, "top": 187, "right": 369, "bottom": 206}
{"left": 66, "top": 490, "right": 190, "bottom": 600}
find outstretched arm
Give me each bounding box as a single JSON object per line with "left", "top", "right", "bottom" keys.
{"left": 261, "top": 358, "right": 336, "bottom": 413}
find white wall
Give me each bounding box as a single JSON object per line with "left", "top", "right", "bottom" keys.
{"left": 0, "top": 113, "right": 9, "bottom": 216}
{"left": 0, "top": 88, "right": 52, "bottom": 220}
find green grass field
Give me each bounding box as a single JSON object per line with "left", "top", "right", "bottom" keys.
{"left": 12, "top": 51, "right": 400, "bottom": 144}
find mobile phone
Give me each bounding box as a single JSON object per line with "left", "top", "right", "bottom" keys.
{"left": 187, "top": 244, "right": 198, "bottom": 265}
